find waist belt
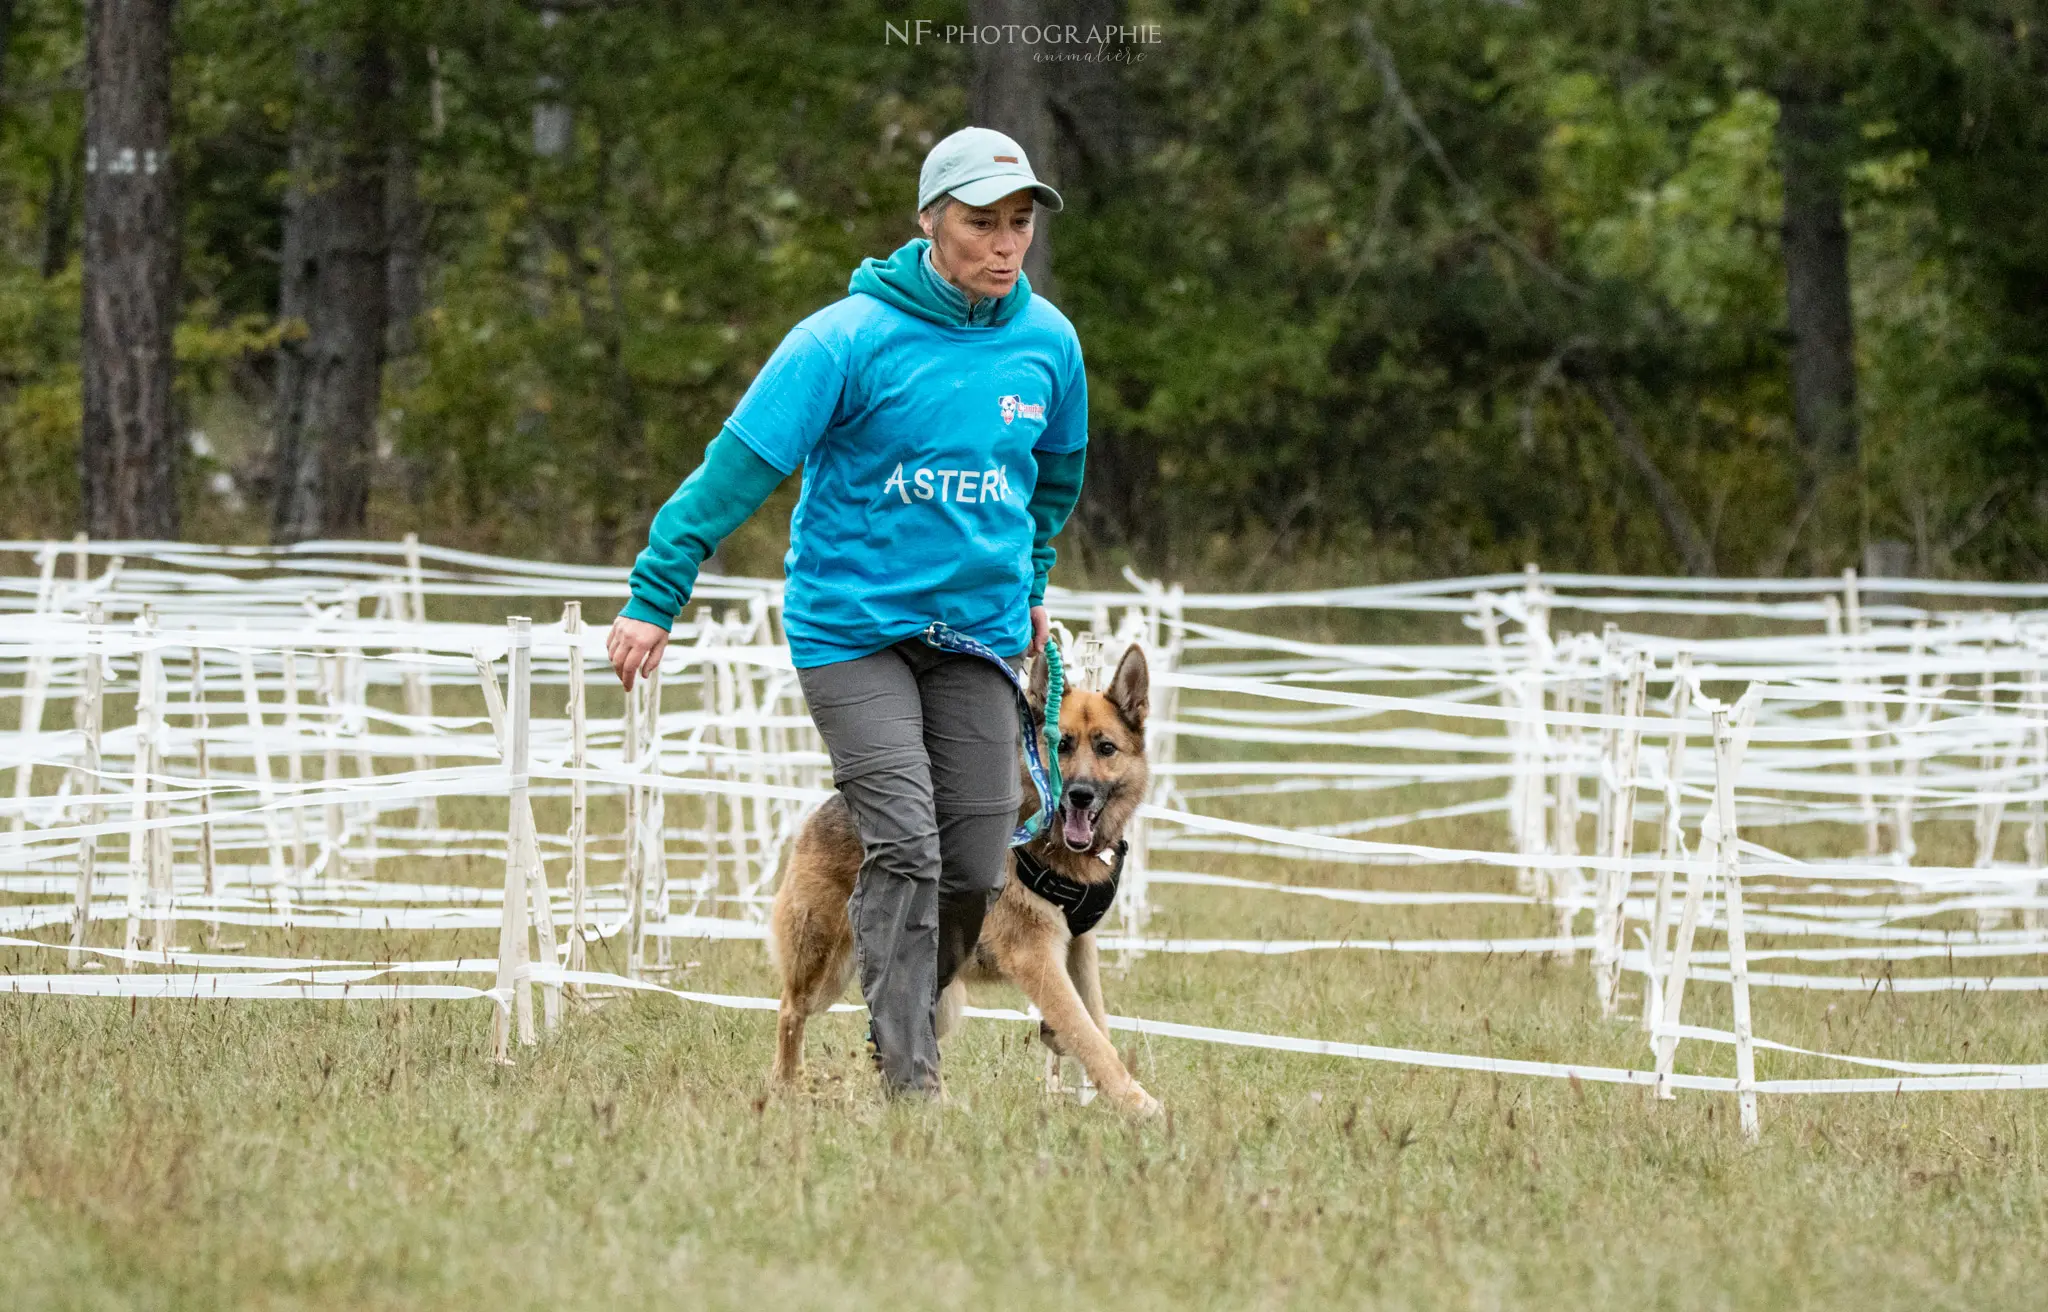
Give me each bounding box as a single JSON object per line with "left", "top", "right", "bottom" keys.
{"left": 1011, "top": 841, "right": 1127, "bottom": 937}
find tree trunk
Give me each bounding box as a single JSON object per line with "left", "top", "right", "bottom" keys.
{"left": 80, "top": 0, "right": 180, "bottom": 540}
{"left": 41, "top": 154, "right": 76, "bottom": 278}
{"left": 0, "top": 0, "right": 18, "bottom": 101}
{"left": 1776, "top": 76, "right": 1859, "bottom": 483}
{"left": 968, "top": 0, "right": 1056, "bottom": 298}
{"left": 272, "top": 26, "right": 392, "bottom": 543}
{"left": 1045, "top": 0, "right": 1134, "bottom": 207}
{"left": 384, "top": 52, "right": 428, "bottom": 361}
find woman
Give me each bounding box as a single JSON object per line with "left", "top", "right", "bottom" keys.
{"left": 607, "top": 126, "right": 1088, "bottom": 1099}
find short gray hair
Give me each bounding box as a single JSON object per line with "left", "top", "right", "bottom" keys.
{"left": 919, "top": 196, "right": 952, "bottom": 229}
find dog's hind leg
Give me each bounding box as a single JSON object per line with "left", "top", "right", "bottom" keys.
{"left": 774, "top": 998, "right": 808, "bottom": 1084}
{"left": 770, "top": 901, "right": 815, "bottom": 1083}
{"left": 770, "top": 898, "right": 854, "bottom": 1084}
{"left": 770, "top": 800, "right": 861, "bottom": 1085}
{"left": 936, "top": 976, "right": 966, "bottom": 1042}
{"left": 773, "top": 906, "right": 854, "bottom": 1083}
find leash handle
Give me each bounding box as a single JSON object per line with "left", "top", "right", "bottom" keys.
{"left": 918, "top": 621, "right": 1060, "bottom": 847}
{"left": 1040, "top": 640, "right": 1063, "bottom": 819}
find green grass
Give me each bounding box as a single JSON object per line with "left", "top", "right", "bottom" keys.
{"left": 6, "top": 676, "right": 2048, "bottom": 1309}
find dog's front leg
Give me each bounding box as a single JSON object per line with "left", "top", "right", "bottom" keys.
{"left": 1068, "top": 932, "right": 1110, "bottom": 1038}
{"left": 1008, "top": 938, "right": 1159, "bottom": 1115}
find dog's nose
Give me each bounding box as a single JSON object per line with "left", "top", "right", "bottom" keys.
{"left": 1064, "top": 780, "right": 1099, "bottom": 812}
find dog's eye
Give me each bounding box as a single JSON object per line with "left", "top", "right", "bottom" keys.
{"left": 1094, "top": 738, "right": 1117, "bottom": 757}
{"left": 1058, "top": 734, "right": 1075, "bottom": 754}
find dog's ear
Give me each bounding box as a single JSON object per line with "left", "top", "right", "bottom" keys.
{"left": 1107, "top": 643, "right": 1149, "bottom": 731}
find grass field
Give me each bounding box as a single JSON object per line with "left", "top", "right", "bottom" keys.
{"left": 7, "top": 663, "right": 2048, "bottom": 1309}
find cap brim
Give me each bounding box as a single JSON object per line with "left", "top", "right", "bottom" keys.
{"left": 948, "top": 174, "right": 1064, "bottom": 212}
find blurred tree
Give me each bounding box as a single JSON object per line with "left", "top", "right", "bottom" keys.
{"left": 271, "top": 0, "right": 394, "bottom": 541}
{"left": 968, "top": 0, "right": 1056, "bottom": 295}
{"left": 3, "top": 0, "right": 2045, "bottom": 581}
{"left": 1776, "top": 70, "right": 1859, "bottom": 489}
{"left": 0, "top": 1, "right": 17, "bottom": 98}
{"left": 80, "top": 0, "right": 178, "bottom": 538}
{"left": 1045, "top": 0, "right": 1133, "bottom": 206}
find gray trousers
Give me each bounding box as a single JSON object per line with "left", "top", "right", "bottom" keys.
{"left": 797, "top": 637, "right": 1022, "bottom": 1096}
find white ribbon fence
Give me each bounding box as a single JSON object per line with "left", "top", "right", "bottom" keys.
{"left": 8, "top": 539, "right": 2048, "bottom": 1136}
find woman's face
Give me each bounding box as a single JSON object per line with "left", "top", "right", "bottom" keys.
{"left": 923, "top": 190, "right": 1036, "bottom": 301}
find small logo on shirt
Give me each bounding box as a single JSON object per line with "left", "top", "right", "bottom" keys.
{"left": 998, "top": 394, "right": 1045, "bottom": 425}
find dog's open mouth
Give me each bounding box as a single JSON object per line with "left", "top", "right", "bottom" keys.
{"left": 1057, "top": 801, "right": 1102, "bottom": 852}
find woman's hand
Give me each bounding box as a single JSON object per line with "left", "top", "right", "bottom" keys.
{"left": 1028, "top": 605, "right": 1050, "bottom": 659}
{"left": 608, "top": 616, "right": 671, "bottom": 691}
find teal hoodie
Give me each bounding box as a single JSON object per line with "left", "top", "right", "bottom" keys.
{"left": 847, "top": 237, "right": 1033, "bottom": 328}
{"left": 624, "top": 238, "right": 1086, "bottom": 632}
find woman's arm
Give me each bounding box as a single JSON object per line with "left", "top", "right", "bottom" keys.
{"left": 606, "top": 429, "right": 782, "bottom": 695}
{"left": 611, "top": 322, "right": 845, "bottom": 688}
{"left": 623, "top": 426, "right": 787, "bottom": 627}
{"left": 609, "top": 428, "right": 786, "bottom": 689}
{"left": 1026, "top": 445, "right": 1086, "bottom": 607}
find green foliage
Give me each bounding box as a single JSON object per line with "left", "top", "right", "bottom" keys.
{"left": 1, "top": 0, "right": 2046, "bottom": 578}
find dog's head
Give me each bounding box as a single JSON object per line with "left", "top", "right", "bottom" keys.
{"left": 1022, "top": 643, "right": 1151, "bottom": 855}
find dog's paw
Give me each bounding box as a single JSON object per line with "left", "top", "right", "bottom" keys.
{"left": 1115, "top": 1084, "right": 1164, "bottom": 1117}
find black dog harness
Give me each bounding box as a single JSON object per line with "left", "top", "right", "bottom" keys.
{"left": 1011, "top": 841, "right": 1128, "bottom": 937}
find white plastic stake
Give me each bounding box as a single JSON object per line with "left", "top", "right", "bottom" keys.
{"left": 644, "top": 660, "right": 669, "bottom": 968}
{"left": 188, "top": 645, "right": 219, "bottom": 948}
{"left": 123, "top": 616, "right": 159, "bottom": 953}
{"left": 1594, "top": 649, "right": 1647, "bottom": 1017}
{"left": 563, "top": 602, "right": 589, "bottom": 983}
{"left": 490, "top": 620, "right": 536, "bottom": 1058}
{"left": 698, "top": 621, "right": 720, "bottom": 910}
{"left": 1644, "top": 651, "right": 1693, "bottom": 1032}
{"left": 237, "top": 645, "right": 291, "bottom": 921}
{"left": 320, "top": 652, "right": 343, "bottom": 881}
{"left": 1833, "top": 575, "right": 1882, "bottom": 855}
{"left": 1713, "top": 701, "right": 1762, "bottom": 1143}
{"left": 68, "top": 603, "right": 105, "bottom": 968}
{"left": 623, "top": 664, "right": 644, "bottom": 980}
{"left": 402, "top": 534, "right": 438, "bottom": 830}
{"left": 281, "top": 650, "right": 307, "bottom": 877}
{"left": 1891, "top": 621, "right": 1931, "bottom": 866}
{"left": 2026, "top": 666, "right": 2047, "bottom": 932}
{"left": 1550, "top": 646, "right": 1583, "bottom": 955}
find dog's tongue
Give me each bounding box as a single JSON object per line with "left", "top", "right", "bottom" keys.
{"left": 1060, "top": 805, "right": 1095, "bottom": 849}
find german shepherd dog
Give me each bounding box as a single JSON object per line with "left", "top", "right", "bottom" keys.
{"left": 770, "top": 642, "right": 1161, "bottom": 1114}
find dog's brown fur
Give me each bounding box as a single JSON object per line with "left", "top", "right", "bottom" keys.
{"left": 770, "top": 643, "right": 1160, "bottom": 1114}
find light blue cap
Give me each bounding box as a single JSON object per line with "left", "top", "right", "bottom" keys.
{"left": 917, "top": 126, "right": 1064, "bottom": 213}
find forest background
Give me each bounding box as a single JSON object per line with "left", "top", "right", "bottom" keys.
{"left": 1, "top": 0, "right": 2045, "bottom": 589}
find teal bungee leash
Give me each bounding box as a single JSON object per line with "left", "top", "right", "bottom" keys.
{"left": 918, "top": 621, "right": 1062, "bottom": 846}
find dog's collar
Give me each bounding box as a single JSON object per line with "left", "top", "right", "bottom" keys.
{"left": 1011, "top": 840, "right": 1127, "bottom": 937}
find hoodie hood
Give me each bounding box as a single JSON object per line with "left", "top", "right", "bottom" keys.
{"left": 847, "top": 237, "right": 1033, "bottom": 328}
